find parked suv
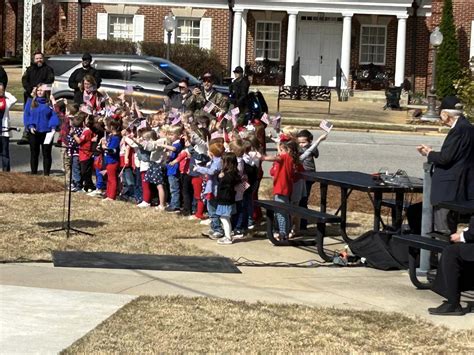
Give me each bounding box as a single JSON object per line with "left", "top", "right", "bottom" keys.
{"left": 47, "top": 54, "right": 228, "bottom": 113}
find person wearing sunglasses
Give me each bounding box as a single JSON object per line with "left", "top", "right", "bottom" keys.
{"left": 164, "top": 78, "right": 203, "bottom": 112}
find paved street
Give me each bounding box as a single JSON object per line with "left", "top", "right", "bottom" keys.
{"left": 8, "top": 111, "right": 444, "bottom": 177}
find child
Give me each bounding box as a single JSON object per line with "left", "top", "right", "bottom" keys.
{"left": 119, "top": 128, "right": 135, "bottom": 201}
{"left": 263, "top": 139, "right": 299, "bottom": 241}
{"left": 140, "top": 128, "right": 168, "bottom": 210}
{"left": 297, "top": 129, "right": 327, "bottom": 229}
{"left": 101, "top": 120, "right": 121, "bottom": 201}
{"left": 215, "top": 152, "right": 241, "bottom": 245}
{"left": 195, "top": 142, "right": 225, "bottom": 239}
{"left": 71, "top": 113, "right": 95, "bottom": 192}
{"left": 67, "top": 114, "right": 84, "bottom": 191}
{"left": 162, "top": 125, "right": 183, "bottom": 213}
{"left": 170, "top": 133, "right": 193, "bottom": 216}
{"left": 0, "top": 84, "right": 17, "bottom": 172}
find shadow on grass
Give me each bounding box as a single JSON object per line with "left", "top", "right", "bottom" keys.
{"left": 37, "top": 219, "right": 107, "bottom": 229}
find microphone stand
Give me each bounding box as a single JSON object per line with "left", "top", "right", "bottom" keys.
{"left": 47, "top": 143, "right": 94, "bottom": 239}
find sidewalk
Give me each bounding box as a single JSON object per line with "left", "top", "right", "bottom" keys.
{"left": 1, "top": 235, "right": 473, "bottom": 353}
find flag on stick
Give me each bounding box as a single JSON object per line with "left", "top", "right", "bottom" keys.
{"left": 260, "top": 112, "right": 270, "bottom": 125}
{"left": 231, "top": 107, "right": 240, "bottom": 116}
{"left": 319, "top": 119, "right": 333, "bottom": 133}
{"left": 203, "top": 101, "right": 216, "bottom": 113}
{"left": 211, "top": 131, "right": 224, "bottom": 140}
{"left": 271, "top": 113, "right": 281, "bottom": 130}
{"left": 138, "top": 119, "right": 148, "bottom": 130}
{"left": 124, "top": 85, "right": 134, "bottom": 95}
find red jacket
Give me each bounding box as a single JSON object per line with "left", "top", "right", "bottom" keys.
{"left": 270, "top": 152, "right": 294, "bottom": 196}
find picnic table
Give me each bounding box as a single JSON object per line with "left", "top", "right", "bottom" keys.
{"left": 300, "top": 171, "right": 423, "bottom": 242}
{"left": 393, "top": 200, "right": 474, "bottom": 289}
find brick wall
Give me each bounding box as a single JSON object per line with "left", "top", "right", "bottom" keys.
{"left": 58, "top": 4, "right": 229, "bottom": 67}
{"left": 4, "top": 0, "right": 18, "bottom": 57}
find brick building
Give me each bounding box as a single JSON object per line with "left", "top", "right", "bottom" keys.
{"left": 2, "top": 0, "right": 474, "bottom": 94}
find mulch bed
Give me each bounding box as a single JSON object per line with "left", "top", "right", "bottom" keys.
{"left": 0, "top": 172, "right": 64, "bottom": 194}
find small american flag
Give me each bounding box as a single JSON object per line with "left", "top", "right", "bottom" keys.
{"left": 235, "top": 181, "right": 250, "bottom": 194}
{"left": 231, "top": 107, "right": 240, "bottom": 116}
{"left": 211, "top": 131, "right": 224, "bottom": 139}
{"left": 319, "top": 120, "right": 333, "bottom": 133}
{"left": 271, "top": 113, "right": 281, "bottom": 130}
{"left": 231, "top": 115, "right": 238, "bottom": 128}
{"left": 124, "top": 85, "right": 134, "bottom": 95}
{"left": 203, "top": 101, "right": 216, "bottom": 113}
{"left": 171, "top": 115, "right": 182, "bottom": 125}
{"left": 79, "top": 105, "right": 93, "bottom": 115}
{"left": 138, "top": 119, "right": 148, "bottom": 130}
{"left": 260, "top": 113, "right": 270, "bottom": 125}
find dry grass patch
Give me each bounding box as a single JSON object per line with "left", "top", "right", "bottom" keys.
{"left": 63, "top": 296, "right": 474, "bottom": 353}
{"left": 0, "top": 192, "right": 213, "bottom": 262}
{"left": 0, "top": 172, "right": 64, "bottom": 193}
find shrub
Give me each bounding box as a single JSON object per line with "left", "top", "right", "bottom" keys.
{"left": 69, "top": 39, "right": 137, "bottom": 55}
{"left": 436, "top": 0, "right": 461, "bottom": 98}
{"left": 454, "top": 68, "right": 474, "bottom": 121}
{"left": 45, "top": 33, "right": 68, "bottom": 55}
{"left": 141, "top": 42, "right": 227, "bottom": 83}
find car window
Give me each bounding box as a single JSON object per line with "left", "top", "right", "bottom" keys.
{"left": 46, "top": 59, "right": 79, "bottom": 76}
{"left": 94, "top": 61, "right": 125, "bottom": 80}
{"left": 130, "top": 63, "right": 168, "bottom": 84}
{"left": 152, "top": 61, "right": 200, "bottom": 86}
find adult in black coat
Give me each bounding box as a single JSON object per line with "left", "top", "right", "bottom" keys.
{"left": 428, "top": 216, "right": 474, "bottom": 315}
{"left": 21, "top": 51, "right": 55, "bottom": 105}
{"left": 417, "top": 109, "right": 474, "bottom": 233}
{"left": 229, "top": 66, "right": 250, "bottom": 116}
{"left": 0, "top": 65, "right": 8, "bottom": 88}
{"left": 163, "top": 78, "right": 199, "bottom": 112}
{"left": 68, "top": 53, "right": 102, "bottom": 105}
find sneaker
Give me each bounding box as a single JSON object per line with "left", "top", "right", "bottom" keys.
{"left": 188, "top": 215, "right": 199, "bottom": 220}
{"left": 232, "top": 230, "right": 245, "bottom": 239}
{"left": 102, "top": 197, "right": 114, "bottom": 202}
{"left": 70, "top": 186, "right": 80, "bottom": 192}
{"left": 155, "top": 205, "right": 166, "bottom": 212}
{"left": 248, "top": 223, "right": 255, "bottom": 230}
{"left": 87, "top": 189, "right": 103, "bottom": 197}
{"left": 165, "top": 207, "right": 180, "bottom": 213}
{"left": 137, "top": 201, "right": 151, "bottom": 208}
{"left": 204, "top": 230, "right": 223, "bottom": 240}
{"left": 199, "top": 219, "right": 211, "bottom": 225}
{"left": 76, "top": 188, "right": 87, "bottom": 193}
{"left": 428, "top": 302, "right": 465, "bottom": 316}
{"left": 217, "top": 237, "right": 233, "bottom": 245}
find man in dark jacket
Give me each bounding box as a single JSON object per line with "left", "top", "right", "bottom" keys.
{"left": 18, "top": 51, "right": 55, "bottom": 145}
{"left": 429, "top": 215, "right": 474, "bottom": 315}
{"left": 163, "top": 78, "right": 201, "bottom": 112}
{"left": 22, "top": 51, "right": 55, "bottom": 104}
{"left": 229, "top": 66, "right": 250, "bottom": 116}
{"left": 0, "top": 65, "right": 8, "bottom": 89}
{"left": 417, "top": 104, "right": 474, "bottom": 233}
{"left": 68, "top": 53, "right": 102, "bottom": 105}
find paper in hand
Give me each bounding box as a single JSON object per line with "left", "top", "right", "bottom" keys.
{"left": 319, "top": 119, "right": 333, "bottom": 133}
{"left": 44, "top": 131, "right": 55, "bottom": 145}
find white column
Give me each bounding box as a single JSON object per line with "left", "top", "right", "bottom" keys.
{"left": 231, "top": 9, "right": 243, "bottom": 77}
{"left": 340, "top": 13, "right": 353, "bottom": 90}
{"left": 284, "top": 11, "right": 298, "bottom": 86}
{"left": 240, "top": 10, "right": 248, "bottom": 69}
{"left": 23, "top": 0, "right": 33, "bottom": 73}
{"left": 395, "top": 14, "right": 408, "bottom": 87}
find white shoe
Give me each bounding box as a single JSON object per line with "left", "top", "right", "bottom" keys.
{"left": 188, "top": 215, "right": 199, "bottom": 220}
{"left": 232, "top": 230, "right": 245, "bottom": 239}
{"left": 137, "top": 201, "right": 151, "bottom": 208}
{"left": 199, "top": 219, "right": 211, "bottom": 225}
{"left": 155, "top": 205, "right": 166, "bottom": 211}
{"left": 217, "top": 237, "right": 233, "bottom": 245}
{"left": 102, "top": 197, "right": 114, "bottom": 202}
{"left": 87, "top": 189, "right": 102, "bottom": 197}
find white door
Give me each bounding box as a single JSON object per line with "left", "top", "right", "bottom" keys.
{"left": 297, "top": 20, "right": 342, "bottom": 87}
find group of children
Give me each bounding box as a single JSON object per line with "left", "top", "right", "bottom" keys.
{"left": 56, "top": 86, "right": 328, "bottom": 245}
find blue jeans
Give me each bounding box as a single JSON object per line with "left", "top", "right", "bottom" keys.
{"left": 95, "top": 167, "right": 106, "bottom": 190}
{"left": 71, "top": 155, "right": 81, "bottom": 188}
{"left": 207, "top": 199, "right": 223, "bottom": 233}
{"left": 0, "top": 137, "right": 10, "bottom": 172}
{"left": 168, "top": 174, "right": 181, "bottom": 209}
{"left": 134, "top": 167, "right": 143, "bottom": 203}
{"left": 121, "top": 167, "right": 135, "bottom": 198}
{"left": 274, "top": 194, "right": 290, "bottom": 237}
